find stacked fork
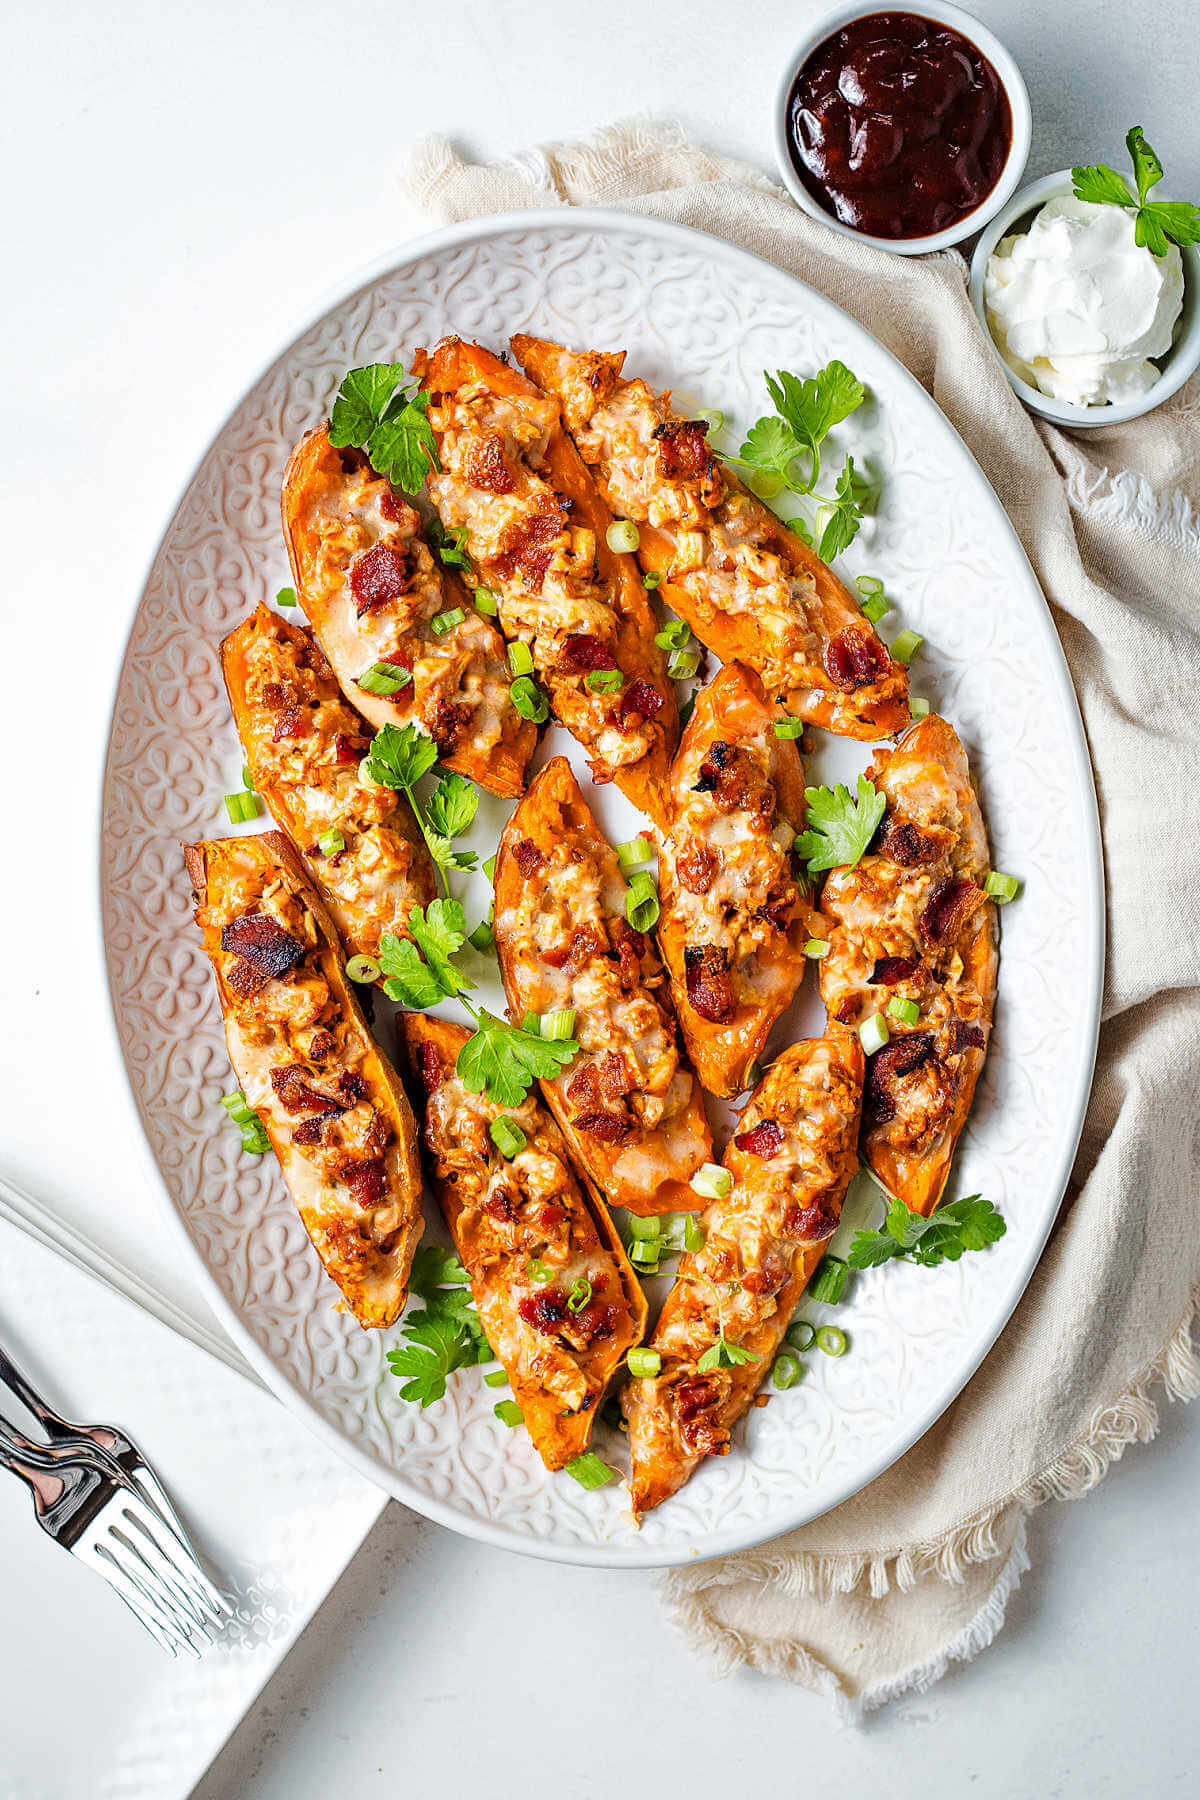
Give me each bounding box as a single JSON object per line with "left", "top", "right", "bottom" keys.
{"left": 0, "top": 1341, "right": 230, "bottom": 1656}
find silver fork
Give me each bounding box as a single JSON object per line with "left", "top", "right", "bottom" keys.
{"left": 0, "top": 1359, "right": 231, "bottom": 1655}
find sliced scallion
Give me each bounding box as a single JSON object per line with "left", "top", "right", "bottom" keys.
{"left": 564, "top": 1451, "right": 617, "bottom": 1490}
{"left": 223, "top": 791, "right": 261, "bottom": 824}
{"left": 275, "top": 585, "right": 298, "bottom": 608}
{"left": 683, "top": 1215, "right": 707, "bottom": 1253}
{"left": 585, "top": 669, "right": 624, "bottom": 693}
{"left": 624, "top": 872, "right": 660, "bottom": 932}
{"left": 509, "top": 676, "right": 549, "bottom": 723}
{"left": 891, "top": 628, "right": 924, "bottom": 664}
{"left": 483, "top": 854, "right": 497, "bottom": 881}
{"left": 627, "top": 1348, "right": 662, "bottom": 1379}
{"left": 643, "top": 571, "right": 661, "bottom": 590}
{"left": 494, "top": 1400, "right": 524, "bottom": 1428}
{"left": 606, "top": 520, "right": 640, "bottom": 554}
{"left": 508, "top": 640, "right": 534, "bottom": 677}
{"left": 690, "top": 1163, "right": 732, "bottom": 1202}
{"left": 489, "top": 1117, "right": 527, "bottom": 1159}
{"left": 859, "top": 1013, "right": 890, "bottom": 1056}
{"left": 617, "top": 834, "right": 655, "bottom": 869}
{"left": 356, "top": 660, "right": 412, "bottom": 696}
{"left": 803, "top": 938, "right": 829, "bottom": 959}
{"left": 909, "top": 696, "right": 931, "bottom": 720}
{"left": 667, "top": 648, "right": 700, "bottom": 680}
{"left": 318, "top": 828, "right": 345, "bottom": 858}
{"left": 808, "top": 1255, "right": 850, "bottom": 1305}
{"left": 473, "top": 586, "right": 499, "bottom": 616}
{"left": 855, "top": 574, "right": 884, "bottom": 598}
{"left": 861, "top": 593, "right": 892, "bottom": 625}
{"left": 484, "top": 1368, "right": 509, "bottom": 1389}
{"left": 567, "top": 1276, "right": 593, "bottom": 1313}
{"left": 786, "top": 1320, "right": 816, "bottom": 1353}
{"left": 816, "top": 1325, "right": 849, "bottom": 1358}
{"left": 654, "top": 620, "right": 691, "bottom": 652}
{"left": 984, "top": 870, "right": 1021, "bottom": 904}
{"left": 345, "top": 954, "right": 380, "bottom": 984}
{"left": 241, "top": 763, "right": 255, "bottom": 791}
{"left": 431, "top": 608, "right": 465, "bottom": 636}
{"left": 626, "top": 1213, "right": 663, "bottom": 1242}
{"left": 220, "top": 1090, "right": 256, "bottom": 1124}
{"left": 773, "top": 718, "right": 805, "bottom": 740}
{"left": 772, "top": 1352, "right": 802, "bottom": 1390}
{"left": 541, "top": 1009, "right": 576, "bottom": 1041}
{"left": 887, "top": 996, "right": 920, "bottom": 1027}
{"left": 468, "top": 921, "right": 495, "bottom": 953}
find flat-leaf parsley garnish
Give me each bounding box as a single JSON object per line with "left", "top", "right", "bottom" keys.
{"left": 1073, "top": 126, "right": 1200, "bottom": 257}
{"left": 329, "top": 363, "right": 440, "bottom": 493}
{"left": 792, "top": 775, "right": 886, "bottom": 876}
{"left": 848, "top": 1193, "right": 1006, "bottom": 1269}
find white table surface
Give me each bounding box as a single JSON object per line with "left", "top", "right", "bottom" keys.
{"left": 4, "top": 1, "right": 1198, "bottom": 1794}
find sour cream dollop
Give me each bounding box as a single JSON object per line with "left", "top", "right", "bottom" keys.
{"left": 984, "top": 195, "right": 1184, "bottom": 406}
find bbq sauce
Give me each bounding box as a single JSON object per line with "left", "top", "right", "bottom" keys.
{"left": 786, "top": 11, "right": 1012, "bottom": 240}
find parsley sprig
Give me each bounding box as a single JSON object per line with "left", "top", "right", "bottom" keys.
{"left": 364, "top": 723, "right": 479, "bottom": 888}
{"left": 457, "top": 1011, "right": 580, "bottom": 1110}
{"left": 1073, "top": 127, "right": 1200, "bottom": 257}
{"left": 329, "top": 363, "right": 439, "bottom": 493}
{"left": 386, "top": 1246, "right": 493, "bottom": 1406}
{"left": 734, "top": 361, "right": 871, "bottom": 560}
{"left": 379, "top": 900, "right": 474, "bottom": 1009}
{"left": 793, "top": 775, "right": 886, "bottom": 876}
{"left": 848, "top": 1193, "right": 1006, "bottom": 1269}
{"left": 696, "top": 1329, "right": 760, "bottom": 1374}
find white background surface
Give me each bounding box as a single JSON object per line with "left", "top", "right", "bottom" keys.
{"left": 3, "top": 1, "right": 1198, "bottom": 1795}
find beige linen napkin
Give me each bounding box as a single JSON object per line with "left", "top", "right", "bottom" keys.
{"left": 406, "top": 121, "right": 1200, "bottom": 1713}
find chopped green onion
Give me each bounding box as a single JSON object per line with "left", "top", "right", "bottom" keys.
{"left": 275, "top": 585, "right": 298, "bottom": 608}
{"left": 643, "top": 571, "right": 661, "bottom": 590}
{"left": 627, "top": 1348, "right": 662, "bottom": 1379}
{"left": 220, "top": 1090, "right": 256, "bottom": 1124}
{"left": 887, "top": 996, "right": 920, "bottom": 1026}
{"left": 475, "top": 1338, "right": 497, "bottom": 1366}
{"left": 564, "top": 1451, "right": 617, "bottom": 1490}
{"left": 431, "top": 607, "right": 465, "bottom": 637}
{"left": 541, "top": 1009, "right": 576, "bottom": 1041}
{"left": 816, "top": 1325, "right": 849, "bottom": 1357}
{"left": 222, "top": 1092, "right": 269, "bottom": 1155}
{"left": 891, "top": 629, "right": 924, "bottom": 664}
{"left": 909, "top": 696, "right": 931, "bottom": 720}
{"left": 489, "top": 1117, "right": 527, "bottom": 1160}
{"left": 617, "top": 834, "right": 655, "bottom": 869}
{"left": 683, "top": 1215, "right": 707, "bottom": 1253}
{"left": 585, "top": 669, "right": 624, "bottom": 693}
{"left": 606, "top": 520, "right": 640, "bottom": 554}
{"left": 493, "top": 1400, "right": 524, "bottom": 1428}
{"left": 984, "top": 870, "right": 1021, "bottom": 904}
{"left": 655, "top": 620, "right": 691, "bottom": 652}
{"left": 473, "top": 586, "right": 499, "bottom": 616}
{"left": 567, "top": 1276, "right": 593, "bottom": 1313}
{"left": 484, "top": 1368, "right": 509, "bottom": 1388}
{"left": 508, "top": 640, "right": 534, "bottom": 677}
{"left": 772, "top": 1352, "right": 802, "bottom": 1390}
{"left": 483, "top": 854, "right": 497, "bottom": 881}
{"left": 786, "top": 1320, "right": 816, "bottom": 1352}
{"left": 804, "top": 938, "right": 829, "bottom": 959}
{"left": 773, "top": 717, "right": 805, "bottom": 740}
{"left": 855, "top": 574, "right": 884, "bottom": 597}
{"left": 223, "top": 791, "right": 261, "bottom": 823}
{"left": 696, "top": 407, "right": 725, "bottom": 434}
{"left": 317, "top": 827, "right": 346, "bottom": 857}
{"left": 746, "top": 468, "right": 784, "bottom": 499}
{"left": 526, "top": 1257, "right": 552, "bottom": 1285}
{"left": 625, "top": 872, "right": 660, "bottom": 933}
{"left": 667, "top": 649, "right": 700, "bottom": 680}
{"left": 356, "top": 660, "right": 412, "bottom": 696}
{"left": 345, "top": 954, "right": 380, "bottom": 984}
{"left": 509, "top": 676, "right": 549, "bottom": 722}
{"left": 630, "top": 1246, "right": 661, "bottom": 1274}
{"left": 239, "top": 1120, "right": 270, "bottom": 1155}
{"left": 241, "top": 763, "right": 255, "bottom": 791}
{"left": 860, "top": 593, "right": 892, "bottom": 625}
{"left": 626, "top": 1213, "right": 663, "bottom": 1242}
{"left": 813, "top": 501, "right": 836, "bottom": 542}
{"left": 809, "top": 1255, "right": 850, "bottom": 1305}
{"left": 468, "top": 921, "right": 495, "bottom": 953}
{"left": 859, "top": 1013, "right": 890, "bottom": 1056}
{"left": 690, "top": 1163, "right": 732, "bottom": 1202}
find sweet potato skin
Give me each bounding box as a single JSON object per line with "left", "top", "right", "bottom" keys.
{"left": 400, "top": 1012, "right": 646, "bottom": 1469}
{"left": 281, "top": 425, "right": 535, "bottom": 798}
{"left": 492, "top": 756, "right": 712, "bottom": 1215}
{"left": 184, "top": 831, "right": 423, "bottom": 1327}
{"left": 658, "top": 661, "right": 813, "bottom": 1097}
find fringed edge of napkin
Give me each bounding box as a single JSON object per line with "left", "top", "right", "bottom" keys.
{"left": 656, "top": 1281, "right": 1200, "bottom": 1713}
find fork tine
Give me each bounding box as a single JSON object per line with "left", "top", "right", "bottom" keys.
{"left": 80, "top": 1539, "right": 192, "bottom": 1657}
{"left": 121, "top": 1484, "right": 232, "bottom": 1622}
{"left": 99, "top": 1534, "right": 203, "bottom": 1654}
{"left": 116, "top": 1509, "right": 222, "bottom": 1637}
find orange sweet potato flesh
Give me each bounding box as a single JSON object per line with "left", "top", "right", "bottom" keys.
{"left": 493, "top": 756, "right": 713, "bottom": 1216}
{"left": 658, "top": 661, "right": 814, "bottom": 1098}
{"left": 400, "top": 1012, "right": 646, "bottom": 1470}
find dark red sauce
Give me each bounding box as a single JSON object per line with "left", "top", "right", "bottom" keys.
{"left": 787, "top": 12, "right": 1011, "bottom": 240}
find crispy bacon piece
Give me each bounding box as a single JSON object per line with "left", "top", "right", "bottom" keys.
{"left": 485, "top": 1191, "right": 515, "bottom": 1224}
{"left": 876, "top": 815, "right": 952, "bottom": 868}
{"left": 377, "top": 490, "right": 407, "bottom": 523}
{"left": 340, "top": 1157, "right": 387, "bottom": 1206}
{"left": 653, "top": 417, "right": 713, "bottom": 481}
{"left": 569, "top": 1299, "right": 621, "bottom": 1344}
{"left": 871, "top": 956, "right": 919, "bottom": 985}
{"left": 350, "top": 542, "right": 413, "bottom": 615}
{"left": 742, "top": 1256, "right": 787, "bottom": 1299}
{"left": 615, "top": 923, "right": 645, "bottom": 985}
{"left": 953, "top": 1020, "right": 986, "bottom": 1052}
{"left": 221, "top": 913, "right": 304, "bottom": 981}
{"left": 692, "top": 740, "right": 770, "bottom": 815}
{"left": 513, "top": 838, "right": 543, "bottom": 878}
{"left": 675, "top": 1376, "right": 730, "bottom": 1456}
{"left": 429, "top": 698, "right": 470, "bottom": 757}
{"left": 519, "top": 1286, "right": 571, "bottom": 1335}
{"left": 783, "top": 1199, "right": 837, "bottom": 1241}
{"left": 754, "top": 901, "right": 791, "bottom": 932}
{"left": 307, "top": 1031, "right": 335, "bottom": 1062}
{"left": 294, "top": 1116, "right": 327, "bottom": 1146}
{"left": 333, "top": 731, "right": 367, "bottom": 765}
{"left": 567, "top": 1055, "right": 628, "bottom": 1111}
{"left": 824, "top": 627, "right": 891, "bottom": 691}
{"left": 676, "top": 840, "right": 719, "bottom": 896}
{"left": 493, "top": 497, "right": 567, "bottom": 592}
{"left": 542, "top": 924, "right": 605, "bottom": 974}
{"left": 415, "top": 1042, "right": 443, "bottom": 1094}
{"left": 617, "top": 680, "right": 663, "bottom": 728}
{"left": 273, "top": 707, "right": 306, "bottom": 741}
{"left": 864, "top": 1031, "right": 935, "bottom": 1125}
{"left": 270, "top": 1064, "right": 346, "bottom": 1115}
{"left": 574, "top": 1111, "right": 633, "bottom": 1144}
{"left": 684, "top": 944, "right": 735, "bottom": 1022}
{"left": 920, "top": 877, "right": 985, "bottom": 948}
{"left": 464, "top": 432, "right": 515, "bottom": 495}
{"left": 733, "top": 1118, "right": 784, "bottom": 1159}
{"left": 557, "top": 633, "right": 618, "bottom": 675}
{"left": 338, "top": 1071, "right": 366, "bottom": 1106}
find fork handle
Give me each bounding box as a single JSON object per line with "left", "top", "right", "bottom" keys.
{"left": 0, "top": 1341, "right": 69, "bottom": 1436}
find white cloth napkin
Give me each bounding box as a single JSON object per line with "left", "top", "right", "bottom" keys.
{"left": 405, "top": 120, "right": 1200, "bottom": 1713}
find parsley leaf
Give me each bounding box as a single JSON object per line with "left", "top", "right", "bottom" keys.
{"left": 456, "top": 1011, "right": 580, "bottom": 1110}
{"left": 738, "top": 359, "right": 865, "bottom": 496}
{"left": 793, "top": 774, "right": 886, "bottom": 876}
{"left": 363, "top": 726, "right": 479, "bottom": 889}
{"left": 364, "top": 722, "right": 439, "bottom": 791}
{"left": 379, "top": 900, "right": 474, "bottom": 1007}
{"left": 408, "top": 1244, "right": 470, "bottom": 1296}
{"left": 328, "top": 364, "right": 440, "bottom": 493}
{"left": 738, "top": 414, "right": 806, "bottom": 482}
{"left": 1072, "top": 127, "right": 1200, "bottom": 256}
{"left": 848, "top": 1193, "right": 1005, "bottom": 1269}
{"left": 385, "top": 1313, "right": 474, "bottom": 1407}
{"left": 696, "top": 1334, "right": 761, "bottom": 1373}
{"left": 378, "top": 934, "right": 450, "bottom": 1009}
{"left": 815, "top": 456, "right": 865, "bottom": 561}
{"left": 425, "top": 772, "right": 480, "bottom": 871}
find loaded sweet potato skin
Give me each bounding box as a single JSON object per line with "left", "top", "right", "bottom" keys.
{"left": 511, "top": 334, "right": 908, "bottom": 740}
{"left": 492, "top": 756, "right": 712, "bottom": 1216}
{"left": 623, "top": 1035, "right": 863, "bottom": 1515}
{"left": 815, "top": 714, "right": 998, "bottom": 1216}
{"left": 281, "top": 426, "right": 535, "bottom": 798}
{"left": 222, "top": 604, "right": 435, "bottom": 965}
{"left": 185, "top": 831, "right": 423, "bottom": 1328}
{"left": 401, "top": 1013, "right": 646, "bottom": 1470}
{"left": 658, "top": 661, "right": 813, "bottom": 1098}
{"left": 414, "top": 337, "right": 678, "bottom": 829}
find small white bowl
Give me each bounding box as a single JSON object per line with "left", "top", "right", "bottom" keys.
{"left": 969, "top": 170, "right": 1200, "bottom": 426}
{"left": 773, "top": 2, "right": 1032, "bottom": 256}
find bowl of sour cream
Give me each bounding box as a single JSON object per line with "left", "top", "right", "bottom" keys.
{"left": 969, "top": 169, "right": 1200, "bottom": 426}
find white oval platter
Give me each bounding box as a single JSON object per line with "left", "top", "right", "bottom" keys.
{"left": 99, "top": 209, "right": 1103, "bottom": 1567}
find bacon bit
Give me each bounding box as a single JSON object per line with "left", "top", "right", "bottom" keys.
{"left": 953, "top": 1020, "right": 986, "bottom": 1053}
{"left": 653, "top": 418, "right": 712, "bottom": 481}
{"left": 864, "top": 1032, "right": 935, "bottom": 1126}
{"left": 557, "top": 633, "right": 618, "bottom": 676}
{"left": 493, "top": 498, "right": 567, "bottom": 593}
{"left": 871, "top": 956, "right": 919, "bottom": 985}
{"left": 693, "top": 741, "right": 770, "bottom": 815}
{"left": 300, "top": 635, "right": 335, "bottom": 682}
{"left": 415, "top": 1042, "right": 443, "bottom": 1093}
{"left": 920, "top": 877, "right": 985, "bottom": 948}
{"left": 615, "top": 924, "right": 645, "bottom": 986}
{"left": 429, "top": 698, "right": 470, "bottom": 757}
{"left": 225, "top": 959, "right": 269, "bottom": 999}
{"left": 542, "top": 925, "right": 604, "bottom": 974}
{"left": 574, "top": 1111, "right": 633, "bottom": 1144}
{"left": 733, "top": 1118, "right": 784, "bottom": 1159}
{"left": 464, "top": 432, "right": 515, "bottom": 495}
{"left": 570, "top": 1300, "right": 620, "bottom": 1344}
{"left": 221, "top": 914, "right": 304, "bottom": 981}
{"left": 824, "top": 627, "right": 890, "bottom": 691}
{"left": 333, "top": 732, "right": 367, "bottom": 765}
{"left": 308, "top": 1032, "right": 335, "bottom": 1062}
{"left": 693, "top": 741, "right": 729, "bottom": 792}
{"left": 876, "top": 816, "right": 950, "bottom": 868}
{"left": 539, "top": 1203, "right": 566, "bottom": 1230}
{"left": 783, "top": 1200, "right": 836, "bottom": 1241}
{"left": 294, "top": 1116, "right": 327, "bottom": 1146}
{"left": 684, "top": 944, "right": 735, "bottom": 1023}
{"left": 350, "top": 542, "right": 413, "bottom": 615}
{"left": 340, "top": 1158, "right": 387, "bottom": 1207}
{"left": 513, "top": 838, "right": 543, "bottom": 878}
{"left": 743, "top": 1259, "right": 786, "bottom": 1299}
{"left": 568, "top": 1055, "right": 629, "bottom": 1113}
{"left": 270, "top": 1065, "right": 346, "bottom": 1116}
{"left": 675, "top": 1376, "right": 730, "bottom": 1457}
{"left": 755, "top": 901, "right": 792, "bottom": 932}
{"left": 485, "top": 1191, "right": 515, "bottom": 1223}
{"left": 377, "top": 490, "right": 409, "bottom": 524}
{"left": 835, "top": 996, "right": 859, "bottom": 1024}
{"left": 337, "top": 1071, "right": 366, "bottom": 1106}
{"left": 677, "top": 841, "right": 719, "bottom": 896}
{"left": 617, "top": 680, "right": 663, "bottom": 729}
{"left": 273, "top": 707, "right": 306, "bottom": 741}
{"left": 518, "top": 1286, "right": 570, "bottom": 1335}
{"left": 261, "top": 681, "right": 288, "bottom": 707}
